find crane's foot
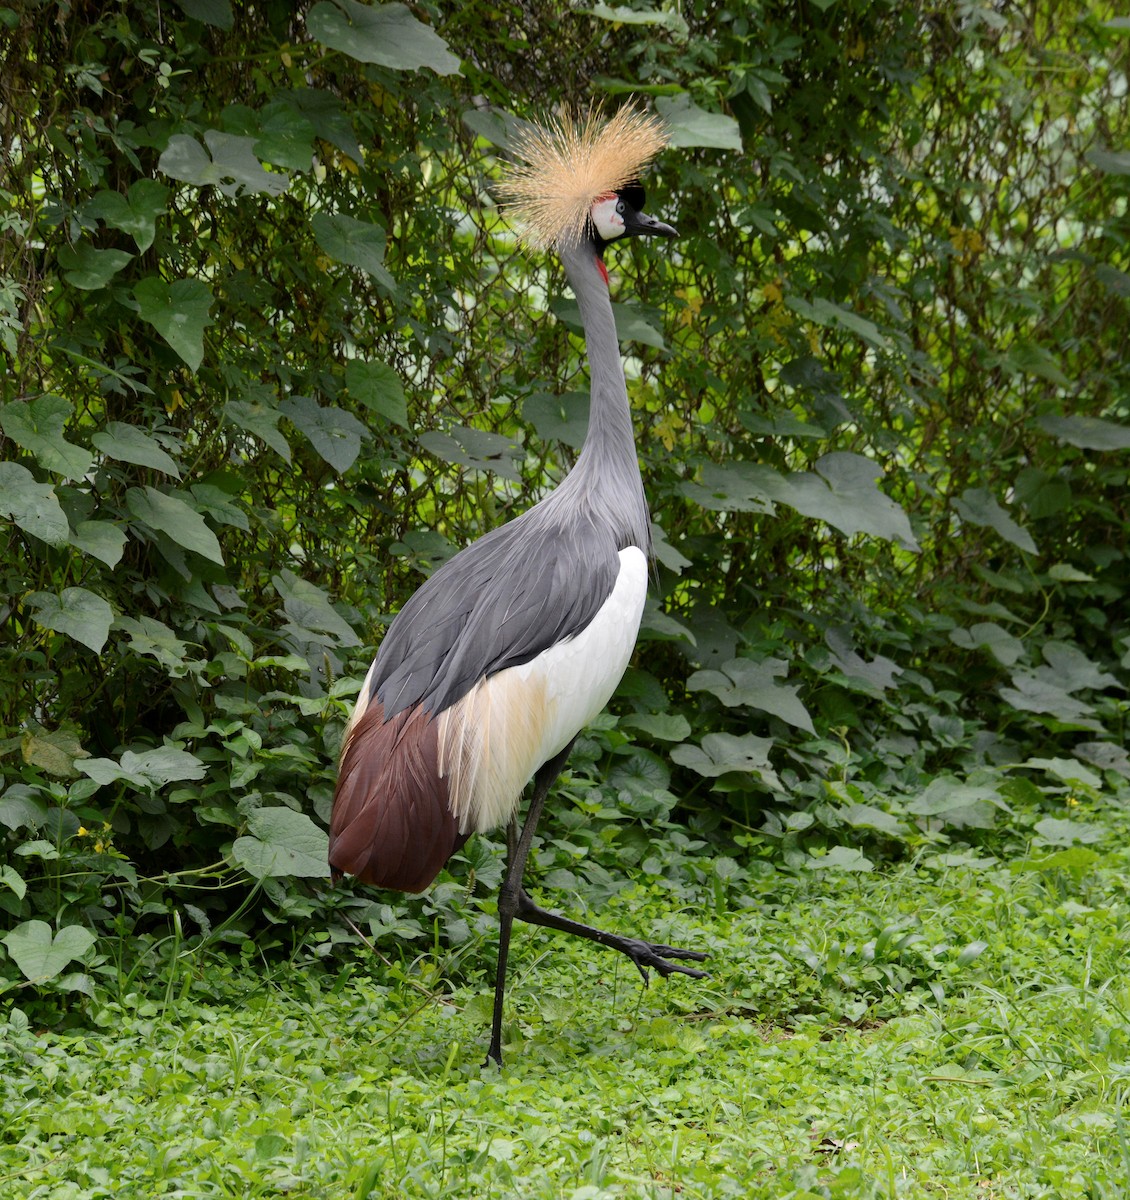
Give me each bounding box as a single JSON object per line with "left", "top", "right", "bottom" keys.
{"left": 608, "top": 936, "right": 710, "bottom": 985}
{"left": 514, "top": 888, "right": 708, "bottom": 985}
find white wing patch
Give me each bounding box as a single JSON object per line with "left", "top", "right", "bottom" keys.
{"left": 437, "top": 546, "right": 648, "bottom": 834}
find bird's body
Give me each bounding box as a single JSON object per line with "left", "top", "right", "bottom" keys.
{"left": 329, "top": 107, "right": 706, "bottom": 1063}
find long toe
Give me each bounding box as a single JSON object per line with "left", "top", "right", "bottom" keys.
{"left": 628, "top": 939, "right": 710, "bottom": 981}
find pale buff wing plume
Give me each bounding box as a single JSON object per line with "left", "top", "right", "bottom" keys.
{"left": 498, "top": 105, "right": 669, "bottom": 250}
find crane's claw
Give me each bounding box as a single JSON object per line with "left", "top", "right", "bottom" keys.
{"left": 620, "top": 939, "right": 710, "bottom": 985}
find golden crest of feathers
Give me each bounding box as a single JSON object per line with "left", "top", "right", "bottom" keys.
{"left": 498, "top": 105, "right": 669, "bottom": 250}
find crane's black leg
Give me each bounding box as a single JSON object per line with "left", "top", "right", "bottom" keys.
{"left": 485, "top": 743, "right": 574, "bottom": 1067}
{"left": 484, "top": 742, "right": 710, "bottom": 1066}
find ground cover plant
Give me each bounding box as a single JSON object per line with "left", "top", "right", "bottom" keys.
{"left": 5, "top": 815, "right": 1130, "bottom": 1197}
{"left": 2, "top": 0, "right": 1129, "bottom": 1195}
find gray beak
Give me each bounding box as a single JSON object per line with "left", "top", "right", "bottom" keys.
{"left": 624, "top": 209, "right": 678, "bottom": 239}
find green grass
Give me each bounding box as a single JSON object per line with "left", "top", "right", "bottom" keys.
{"left": 5, "top": 817, "right": 1130, "bottom": 1199}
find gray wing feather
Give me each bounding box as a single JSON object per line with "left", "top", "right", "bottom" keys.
{"left": 375, "top": 508, "right": 621, "bottom": 718}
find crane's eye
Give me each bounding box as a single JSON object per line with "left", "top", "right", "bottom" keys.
{"left": 616, "top": 199, "right": 626, "bottom": 215}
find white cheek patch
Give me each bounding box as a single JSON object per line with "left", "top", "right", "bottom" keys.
{"left": 591, "top": 196, "right": 625, "bottom": 241}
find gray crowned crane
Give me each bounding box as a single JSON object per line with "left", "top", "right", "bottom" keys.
{"left": 328, "top": 107, "right": 707, "bottom": 1065}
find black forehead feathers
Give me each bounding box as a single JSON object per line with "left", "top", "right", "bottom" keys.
{"left": 617, "top": 181, "right": 646, "bottom": 212}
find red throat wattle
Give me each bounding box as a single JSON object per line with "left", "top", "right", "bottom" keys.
{"left": 595, "top": 256, "right": 609, "bottom": 286}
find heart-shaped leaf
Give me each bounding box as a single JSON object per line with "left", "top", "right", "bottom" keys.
{"left": 134, "top": 277, "right": 214, "bottom": 371}
{"left": 306, "top": 1, "right": 460, "bottom": 75}
{"left": 2, "top": 920, "right": 95, "bottom": 983}
{"left": 26, "top": 587, "right": 113, "bottom": 653}
{"left": 233, "top": 808, "right": 329, "bottom": 879}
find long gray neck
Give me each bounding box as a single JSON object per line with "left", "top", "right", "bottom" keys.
{"left": 556, "top": 240, "right": 651, "bottom": 554}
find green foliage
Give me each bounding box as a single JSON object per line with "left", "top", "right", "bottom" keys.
{"left": 5, "top": 815, "right": 1130, "bottom": 1196}
{"left": 1, "top": 0, "right": 1128, "bottom": 1024}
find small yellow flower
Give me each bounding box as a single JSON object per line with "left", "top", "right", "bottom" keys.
{"left": 77, "top": 826, "right": 89, "bottom": 837}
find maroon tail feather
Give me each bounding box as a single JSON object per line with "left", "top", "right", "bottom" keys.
{"left": 329, "top": 699, "right": 467, "bottom": 893}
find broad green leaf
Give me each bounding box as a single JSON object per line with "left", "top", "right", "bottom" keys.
{"left": 587, "top": 2, "right": 689, "bottom": 31}
{"left": 906, "top": 778, "right": 1003, "bottom": 828}
{"left": 1038, "top": 413, "right": 1130, "bottom": 451}
{"left": 1021, "top": 757, "right": 1103, "bottom": 790}
{"left": 175, "top": 0, "right": 234, "bottom": 27}
{"left": 680, "top": 460, "right": 777, "bottom": 514}
{"left": 223, "top": 398, "right": 292, "bottom": 461}
{"left": 825, "top": 628, "right": 902, "bottom": 694}
{"left": 80, "top": 746, "right": 206, "bottom": 790}
{"left": 190, "top": 483, "right": 249, "bottom": 531}
{"left": 618, "top": 713, "right": 692, "bottom": 742}
{"left": 1041, "top": 642, "right": 1120, "bottom": 691}
{"left": 253, "top": 102, "right": 317, "bottom": 171}
{"left": 639, "top": 600, "right": 695, "bottom": 644}
{"left": 807, "top": 846, "right": 873, "bottom": 873}
{"left": 134, "top": 277, "right": 214, "bottom": 371}
{"left": 651, "top": 521, "right": 691, "bottom": 571}
{"left": 761, "top": 453, "right": 918, "bottom": 548}
{"left": 0, "top": 787, "right": 47, "bottom": 831}
{"left": 462, "top": 107, "right": 525, "bottom": 151}
{"left": 671, "top": 732, "right": 782, "bottom": 790}
{"left": 278, "top": 87, "right": 363, "bottom": 160}
{"left": 742, "top": 410, "right": 828, "bottom": 439}
{"left": 1012, "top": 847, "right": 1102, "bottom": 873}
{"left": 1047, "top": 563, "right": 1094, "bottom": 583}
{"left": 948, "top": 621, "right": 1024, "bottom": 667}
{"left": 21, "top": 728, "right": 89, "bottom": 778}
{"left": 999, "top": 672, "right": 1097, "bottom": 726}
{"left": 116, "top": 615, "right": 197, "bottom": 677}
{"left": 345, "top": 360, "right": 409, "bottom": 427}
{"left": 279, "top": 395, "right": 367, "bottom": 473}
{"left": 786, "top": 295, "right": 889, "bottom": 349}
{"left": 554, "top": 299, "right": 666, "bottom": 349}
{"left": 0, "top": 395, "right": 93, "bottom": 479}
{"left": 92, "top": 421, "right": 182, "bottom": 476}
{"left": 956, "top": 940, "right": 989, "bottom": 966}
{"left": 1033, "top": 817, "right": 1105, "bottom": 847}
{"left": 306, "top": 1, "right": 461, "bottom": 75}
{"left": 0, "top": 864, "right": 25, "bottom": 900}
{"left": 126, "top": 486, "right": 224, "bottom": 563}
{"left": 840, "top": 803, "right": 905, "bottom": 837}
{"left": 0, "top": 462, "right": 69, "bottom": 545}
{"left": 612, "top": 303, "right": 666, "bottom": 349}
{"left": 159, "top": 130, "right": 289, "bottom": 197}
{"left": 232, "top": 808, "right": 329, "bottom": 879}
{"left": 953, "top": 486, "right": 1037, "bottom": 554}
{"left": 1, "top": 920, "right": 95, "bottom": 983}
{"left": 418, "top": 426, "right": 523, "bottom": 481}
{"left": 687, "top": 657, "right": 815, "bottom": 734}
{"left": 655, "top": 94, "right": 742, "bottom": 151}
{"left": 1000, "top": 340, "right": 1069, "bottom": 387}
{"left": 122, "top": 747, "right": 206, "bottom": 785}
{"left": 273, "top": 569, "right": 360, "bottom": 646}
{"left": 26, "top": 587, "right": 113, "bottom": 653}
{"left": 56, "top": 242, "right": 134, "bottom": 290}
{"left": 1075, "top": 741, "right": 1130, "bottom": 777}
{"left": 86, "top": 179, "right": 168, "bottom": 251}
{"left": 70, "top": 520, "right": 127, "bottom": 567}
{"left": 523, "top": 391, "right": 589, "bottom": 450}
{"left": 608, "top": 747, "right": 670, "bottom": 796}
{"left": 311, "top": 213, "right": 396, "bottom": 292}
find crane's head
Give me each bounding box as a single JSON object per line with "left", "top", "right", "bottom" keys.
{"left": 499, "top": 105, "right": 675, "bottom": 259}
{"left": 589, "top": 184, "right": 677, "bottom": 248}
